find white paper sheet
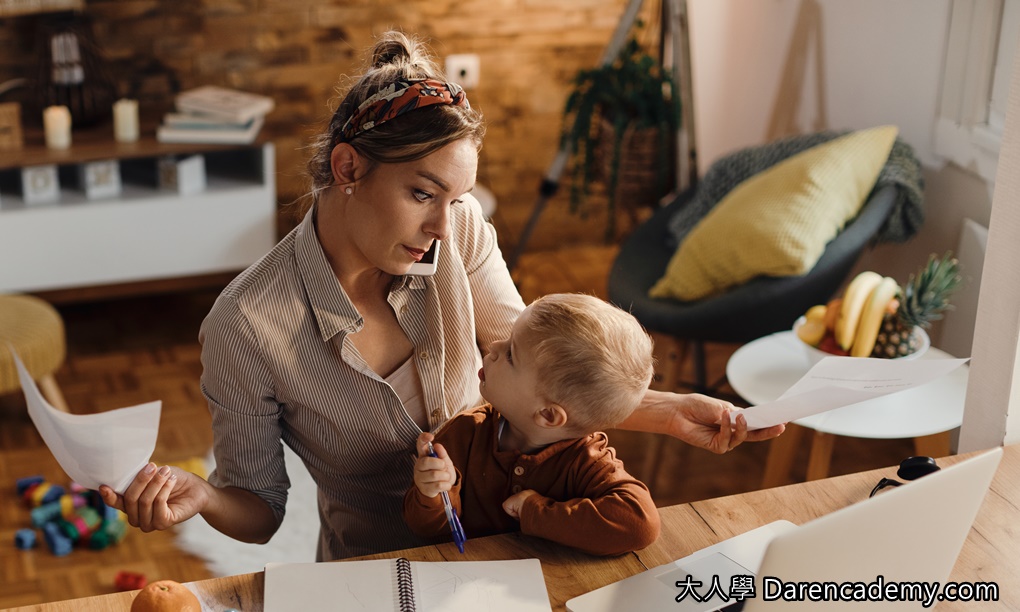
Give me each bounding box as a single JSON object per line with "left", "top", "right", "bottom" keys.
{"left": 11, "top": 345, "right": 161, "bottom": 493}
{"left": 741, "top": 356, "right": 969, "bottom": 431}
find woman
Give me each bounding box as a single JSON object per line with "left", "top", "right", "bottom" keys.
{"left": 100, "top": 32, "right": 783, "bottom": 561}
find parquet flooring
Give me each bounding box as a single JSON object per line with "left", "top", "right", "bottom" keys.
{"left": 0, "top": 347, "right": 215, "bottom": 609}
{"left": 0, "top": 244, "right": 913, "bottom": 608}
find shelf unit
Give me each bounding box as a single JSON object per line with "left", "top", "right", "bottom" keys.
{"left": 0, "top": 0, "right": 83, "bottom": 17}
{"left": 0, "top": 128, "right": 276, "bottom": 294}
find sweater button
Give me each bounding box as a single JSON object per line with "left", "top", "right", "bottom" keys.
{"left": 512, "top": 485, "right": 522, "bottom": 494}
{"left": 513, "top": 466, "right": 525, "bottom": 476}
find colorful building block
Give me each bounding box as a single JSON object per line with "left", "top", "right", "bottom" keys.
{"left": 114, "top": 570, "right": 147, "bottom": 591}
{"left": 16, "top": 477, "right": 129, "bottom": 557}
{"left": 29, "top": 482, "right": 64, "bottom": 506}
{"left": 16, "top": 475, "right": 44, "bottom": 495}
{"left": 30, "top": 501, "right": 63, "bottom": 528}
{"left": 14, "top": 529, "right": 36, "bottom": 549}
{"left": 42, "top": 523, "right": 72, "bottom": 557}
{"left": 104, "top": 515, "right": 128, "bottom": 544}
{"left": 59, "top": 493, "right": 87, "bottom": 518}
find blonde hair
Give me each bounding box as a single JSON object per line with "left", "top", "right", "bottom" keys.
{"left": 524, "top": 293, "right": 654, "bottom": 432}
{"left": 302, "top": 31, "right": 486, "bottom": 214}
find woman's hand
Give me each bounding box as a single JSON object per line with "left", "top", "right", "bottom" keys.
{"left": 413, "top": 432, "right": 457, "bottom": 498}
{"left": 99, "top": 463, "right": 209, "bottom": 532}
{"left": 620, "top": 389, "right": 786, "bottom": 454}
{"left": 668, "top": 392, "right": 786, "bottom": 453}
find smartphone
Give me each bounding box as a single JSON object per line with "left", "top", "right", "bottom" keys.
{"left": 407, "top": 240, "right": 440, "bottom": 276}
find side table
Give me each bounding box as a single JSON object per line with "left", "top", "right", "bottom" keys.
{"left": 727, "top": 331, "right": 968, "bottom": 488}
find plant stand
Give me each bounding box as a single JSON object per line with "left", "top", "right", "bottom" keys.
{"left": 507, "top": 0, "right": 696, "bottom": 271}
{"left": 599, "top": 119, "right": 676, "bottom": 236}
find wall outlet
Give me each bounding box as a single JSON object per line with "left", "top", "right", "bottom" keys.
{"left": 445, "top": 54, "right": 480, "bottom": 89}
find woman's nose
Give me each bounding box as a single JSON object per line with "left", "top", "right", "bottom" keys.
{"left": 423, "top": 203, "right": 451, "bottom": 241}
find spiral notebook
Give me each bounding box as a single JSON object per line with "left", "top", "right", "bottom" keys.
{"left": 264, "top": 557, "right": 552, "bottom": 611}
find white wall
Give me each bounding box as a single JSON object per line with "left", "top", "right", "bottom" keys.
{"left": 688, "top": 0, "right": 949, "bottom": 168}
{"left": 686, "top": 0, "right": 994, "bottom": 347}
{"left": 686, "top": 0, "right": 803, "bottom": 164}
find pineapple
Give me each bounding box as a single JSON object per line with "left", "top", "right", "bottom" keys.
{"left": 872, "top": 252, "right": 962, "bottom": 358}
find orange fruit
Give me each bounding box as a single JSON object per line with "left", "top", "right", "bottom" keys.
{"left": 823, "top": 297, "right": 842, "bottom": 331}
{"left": 130, "top": 580, "right": 201, "bottom": 612}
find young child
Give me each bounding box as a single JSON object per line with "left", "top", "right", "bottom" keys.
{"left": 403, "top": 293, "right": 660, "bottom": 556}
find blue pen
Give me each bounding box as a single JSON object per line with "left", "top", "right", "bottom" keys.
{"left": 426, "top": 441, "right": 467, "bottom": 553}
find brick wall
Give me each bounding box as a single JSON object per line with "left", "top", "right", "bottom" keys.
{"left": 0, "top": 0, "right": 665, "bottom": 250}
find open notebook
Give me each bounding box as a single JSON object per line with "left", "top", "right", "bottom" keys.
{"left": 264, "top": 558, "right": 552, "bottom": 611}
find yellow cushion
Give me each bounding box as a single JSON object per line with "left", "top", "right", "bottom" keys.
{"left": 649, "top": 126, "right": 898, "bottom": 301}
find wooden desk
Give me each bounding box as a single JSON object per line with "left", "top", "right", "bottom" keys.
{"left": 14, "top": 445, "right": 1019, "bottom": 611}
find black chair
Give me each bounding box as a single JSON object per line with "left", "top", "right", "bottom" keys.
{"left": 608, "top": 184, "right": 898, "bottom": 492}
{"left": 608, "top": 184, "right": 898, "bottom": 396}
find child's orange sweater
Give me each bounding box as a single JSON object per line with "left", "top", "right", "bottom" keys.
{"left": 403, "top": 404, "right": 660, "bottom": 556}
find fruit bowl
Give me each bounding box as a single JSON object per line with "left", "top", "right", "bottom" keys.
{"left": 793, "top": 316, "right": 930, "bottom": 367}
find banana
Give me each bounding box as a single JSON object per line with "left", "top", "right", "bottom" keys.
{"left": 835, "top": 271, "right": 883, "bottom": 350}
{"left": 850, "top": 277, "right": 900, "bottom": 357}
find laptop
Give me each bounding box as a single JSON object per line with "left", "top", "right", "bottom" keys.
{"left": 567, "top": 448, "right": 1002, "bottom": 611}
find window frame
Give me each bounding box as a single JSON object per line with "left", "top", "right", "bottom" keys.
{"left": 934, "top": 0, "right": 1019, "bottom": 182}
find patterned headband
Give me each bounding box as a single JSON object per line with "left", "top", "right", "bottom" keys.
{"left": 337, "top": 78, "right": 470, "bottom": 143}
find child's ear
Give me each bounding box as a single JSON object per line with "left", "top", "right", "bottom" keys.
{"left": 329, "top": 143, "right": 361, "bottom": 185}
{"left": 534, "top": 403, "right": 569, "bottom": 429}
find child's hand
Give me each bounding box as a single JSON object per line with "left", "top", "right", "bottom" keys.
{"left": 413, "top": 432, "right": 456, "bottom": 498}
{"left": 502, "top": 489, "right": 537, "bottom": 519}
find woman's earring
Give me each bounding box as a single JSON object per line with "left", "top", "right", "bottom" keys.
{"left": 344, "top": 186, "right": 353, "bottom": 195}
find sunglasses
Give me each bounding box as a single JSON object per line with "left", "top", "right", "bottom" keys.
{"left": 869, "top": 456, "right": 941, "bottom": 498}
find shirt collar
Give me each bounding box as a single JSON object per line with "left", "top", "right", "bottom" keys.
{"left": 294, "top": 207, "right": 428, "bottom": 342}
{"left": 295, "top": 206, "right": 363, "bottom": 341}
{"left": 491, "top": 408, "right": 592, "bottom": 463}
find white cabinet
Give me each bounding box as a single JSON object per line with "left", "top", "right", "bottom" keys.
{"left": 0, "top": 142, "right": 276, "bottom": 293}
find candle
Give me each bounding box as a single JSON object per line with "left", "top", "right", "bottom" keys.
{"left": 43, "top": 105, "right": 71, "bottom": 149}
{"left": 113, "top": 98, "right": 139, "bottom": 143}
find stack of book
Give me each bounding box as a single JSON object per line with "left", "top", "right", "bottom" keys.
{"left": 156, "top": 86, "right": 274, "bottom": 144}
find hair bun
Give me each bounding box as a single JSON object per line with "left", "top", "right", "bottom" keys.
{"left": 371, "top": 31, "right": 414, "bottom": 68}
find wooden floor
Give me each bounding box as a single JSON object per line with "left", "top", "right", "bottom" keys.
{"left": 0, "top": 245, "right": 914, "bottom": 608}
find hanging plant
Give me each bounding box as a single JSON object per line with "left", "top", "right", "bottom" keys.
{"left": 561, "top": 35, "right": 681, "bottom": 241}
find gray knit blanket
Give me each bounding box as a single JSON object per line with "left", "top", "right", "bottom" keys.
{"left": 666, "top": 130, "right": 925, "bottom": 249}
